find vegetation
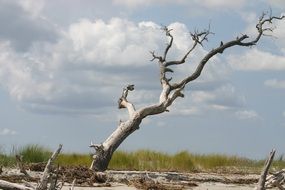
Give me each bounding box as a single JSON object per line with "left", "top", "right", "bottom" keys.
{"left": 18, "top": 144, "right": 51, "bottom": 163}
{"left": 109, "top": 150, "right": 261, "bottom": 173}
{"left": 1, "top": 145, "right": 285, "bottom": 173}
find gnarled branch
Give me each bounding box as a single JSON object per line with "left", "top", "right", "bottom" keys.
{"left": 118, "top": 84, "right": 136, "bottom": 118}
{"left": 171, "top": 13, "right": 285, "bottom": 90}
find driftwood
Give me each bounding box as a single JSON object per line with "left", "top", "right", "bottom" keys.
{"left": 256, "top": 149, "right": 285, "bottom": 190}
{"left": 0, "top": 144, "right": 63, "bottom": 190}
{"left": 0, "top": 179, "right": 34, "bottom": 190}
{"left": 16, "top": 154, "right": 33, "bottom": 179}
{"left": 256, "top": 149, "right": 276, "bottom": 190}
{"left": 36, "top": 144, "right": 62, "bottom": 190}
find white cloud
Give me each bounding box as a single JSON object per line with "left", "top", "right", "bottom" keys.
{"left": 266, "top": 0, "right": 285, "bottom": 8}
{"left": 196, "top": 0, "right": 247, "bottom": 9}
{"left": 67, "top": 18, "right": 163, "bottom": 67}
{"left": 264, "top": 79, "right": 285, "bottom": 89}
{"left": 0, "top": 128, "right": 17, "bottom": 136}
{"left": 272, "top": 15, "right": 285, "bottom": 49}
{"left": 2, "top": 17, "right": 229, "bottom": 115}
{"left": 283, "top": 111, "right": 285, "bottom": 117}
{"left": 112, "top": 0, "right": 188, "bottom": 9}
{"left": 169, "top": 105, "right": 202, "bottom": 116}
{"left": 18, "top": 0, "right": 45, "bottom": 16}
{"left": 113, "top": 0, "right": 247, "bottom": 10}
{"left": 227, "top": 48, "right": 285, "bottom": 71}
{"left": 192, "top": 84, "right": 245, "bottom": 109}
{"left": 235, "top": 110, "right": 259, "bottom": 120}
{"left": 167, "top": 83, "right": 246, "bottom": 117}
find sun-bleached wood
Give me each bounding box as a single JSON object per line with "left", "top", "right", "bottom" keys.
{"left": 0, "top": 180, "right": 34, "bottom": 190}
{"left": 0, "top": 144, "right": 63, "bottom": 190}
{"left": 90, "top": 13, "right": 285, "bottom": 171}
{"left": 36, "top": 144, "right": 62, "bottom": 190}
{"left": 256, "top": 149, "right": 276, "bottom": 190}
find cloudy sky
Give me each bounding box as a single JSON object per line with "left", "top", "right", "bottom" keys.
{"left": 0, "top": 0, "right": 285, "bottom": 159}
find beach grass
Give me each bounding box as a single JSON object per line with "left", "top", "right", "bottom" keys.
{"left": 1, "top": 145, "right": 285, "bottom": 173}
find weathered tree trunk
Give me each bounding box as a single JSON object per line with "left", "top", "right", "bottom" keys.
{"left": 89, "top": 14, "right": 285, "bottom": 171}
{"left": 90, "top": 115, "right": 142, "bottom": 171}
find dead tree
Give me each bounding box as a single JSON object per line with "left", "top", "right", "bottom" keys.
{"left": 90, "top": 13, "right": 285, "bottom": 171}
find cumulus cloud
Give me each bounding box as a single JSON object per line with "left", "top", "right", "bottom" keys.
{"left": 196, "top": 0, "right": 247, "bottom": 9}
{"left": 272, "top": 15, "right": 285, "bottom": 50}
{"left": 264, "top": 79, "right": 285, "bottom": 89}
{"left": 1, "top": 17, "right": 229, "bottom": 115}
{"left": 18, "top": 0, "right": 45, "bottom": 16}
{"left": 0, "top": 128, "right": 17, "bottom": 136}
{"left": 113, "top": 0, "right": 247, "bottom": 10}
{"left": 235, "top": 110, "right": 259, "bottom": 120}
{"left": 266, "top": 0, "right": 285, "bottom": 8}
{"left": 227, "top": 48, "right": 285, "bottom": 71}
{"left": 192, "top": 84, "right": 245, "bottom": 109}
{"left": 167, "top": 83, "right": 246, "bottom": 117}
{"left": 0, "top": 0, "right": 58, "bottom": 51}
{"left": 112, "top": 0, "right": 187, "bottom": 9}
{"left": 0, "top": 14, "right": 246, "bottom": 116}
{"left": 67, "top": 18, "right": 163, "bottom": 67}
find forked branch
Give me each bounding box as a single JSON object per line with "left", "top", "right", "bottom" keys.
{"left": 171, "top": 13, "right": 285, "bottom": 90}
{"left": 118, "top": 84, "right": 136, "bottom": 118}
{"left": 165, "top": 25, "right": 213, "bottom": 67}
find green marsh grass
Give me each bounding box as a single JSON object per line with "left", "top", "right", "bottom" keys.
{"left": 0, "top": 154, "right": 16, "bottom": 167}
{"left": 1, "top": 145, "right": 285, "bottom": 173}
{"left": 18, "top": 144, "right": 51, "bottom": 163}
{"left": 56, "top": 153, "right": 92, "bottom": 167}
{"left": 109, "top": 150, "right": 281, "bottom": 173}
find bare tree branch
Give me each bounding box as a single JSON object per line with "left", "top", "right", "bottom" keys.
{"left": 171, "top": 14, "right": 285, "bottom": 90}
{"left": 150, "top": 51, "right": 162, "bottom": 62}
{"left": 36, "top": 144, "right": 62, "bottom": 190}
{"left": 69, "top": 179, "right": 76, "bottom": 190}
{"left": 256, "top": 149, "right": 276, "bottom": 190}
{"left": 118, "top": 84, "right": 136, "bottom": 118}
{"left": 165, "top": 26, "right": 213, "bottom": 67}
{"left": 162, "top": 26, "right": 174, "bottom": 62}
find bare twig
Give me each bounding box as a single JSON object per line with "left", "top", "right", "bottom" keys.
{"left": 69, "top": 179, "right": 76, "bottom": 190}
{"left": 171, "top": 13, "right": 285, "bottom": 90}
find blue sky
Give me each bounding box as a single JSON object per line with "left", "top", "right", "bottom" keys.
{"left": 0, "top": 0, "right": 285, "bottom": 159}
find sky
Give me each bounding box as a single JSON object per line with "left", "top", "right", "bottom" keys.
{"left": 0, "top": 0, "right": 285, "bottom": 159}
